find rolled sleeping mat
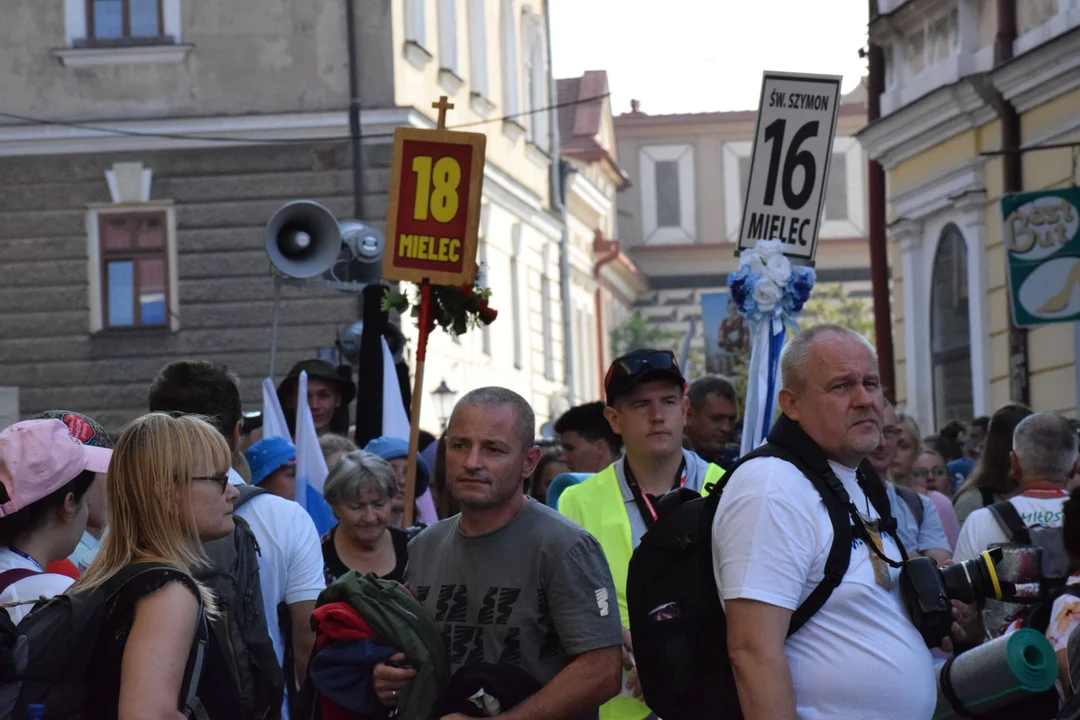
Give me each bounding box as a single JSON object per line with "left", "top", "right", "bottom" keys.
{"left": 546, "top": 472, "right": 590, "bottom": 510}
{"left": 933, "top": 628, "right": 1058, "bottom": 720}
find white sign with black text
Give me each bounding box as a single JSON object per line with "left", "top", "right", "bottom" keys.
{"left": 738, "top": 71, "right": 843, "bottom": 263}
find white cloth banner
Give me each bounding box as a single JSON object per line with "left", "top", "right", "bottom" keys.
{"left": 260, "top": 377, "right": 290, "bottom": 441}
{"left": 295, "top": 371, "right": 337, "bottom": 535}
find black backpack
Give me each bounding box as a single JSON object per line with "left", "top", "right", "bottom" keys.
{"left": 195, "top": 484, "right": 285, "bottom": 720}
{"left": 626, "top": 415, "right": 898, "bottom": 720}
{"left": 0, "top": 562, "right": 208, "bottom": 719}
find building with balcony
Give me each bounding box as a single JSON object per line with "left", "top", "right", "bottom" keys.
{"left": 0, "top": 0, "right": 613, "bottom": 433}
{"left": 857, "top": 0, "right": 1080, "bottom": 432}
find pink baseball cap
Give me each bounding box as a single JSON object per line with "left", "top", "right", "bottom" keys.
{"left": 0, "top": 419, "right": 112, "bottom": 517}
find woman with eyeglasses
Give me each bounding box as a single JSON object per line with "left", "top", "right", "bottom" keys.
{"left": 911, "top": 449, "right": 961, "bottom": 549}
{"left": 75, "top": 412, "right": 241, "bottom": 720}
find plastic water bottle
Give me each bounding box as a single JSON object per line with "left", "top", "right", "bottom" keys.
{"left": 25, "top": 705, "right": 45, "bottom": 720}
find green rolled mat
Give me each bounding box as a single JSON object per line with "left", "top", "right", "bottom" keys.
{"left": 933, "top": 629, "right": 1059, "bottom": 720}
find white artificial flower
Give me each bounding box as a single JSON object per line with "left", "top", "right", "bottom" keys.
{"left": 742, "top": 250, "right": 765, "bottom": 275}
{"left": 756, "top": 239, "right": 784, "bottom": 258}
{"left": 764, "top": 253, "right": 792, "bottom": 285}
{"left": 752, "top": 278, "right": 783, "bottom": 312}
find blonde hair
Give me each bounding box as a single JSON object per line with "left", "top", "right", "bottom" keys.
{"left": 72, "top": 413, "right": 230, "bottom": 615}
{"left": 319, "top": 433, "right": 357, "bottom": 461}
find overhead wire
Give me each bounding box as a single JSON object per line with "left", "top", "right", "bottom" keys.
{"left": 0, "top": 92, "right": 611, "bottom": 146}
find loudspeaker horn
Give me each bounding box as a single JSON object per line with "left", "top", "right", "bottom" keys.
{"left": 321, "top": 219, "right": 385, "bottom": 290}
{"left": 265, "top": 200, "right": 343, "bottom": 279}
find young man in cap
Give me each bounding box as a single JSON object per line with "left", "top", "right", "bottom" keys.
{"left": 278, "top": 359, "right": 355, "bottom": 436}
{"left": 559, "top": 349, "right": 725, "bottom": 720}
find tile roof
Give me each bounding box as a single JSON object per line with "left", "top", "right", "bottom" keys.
{"left": 556, "top": 71, "right": 629, "bottom": 187}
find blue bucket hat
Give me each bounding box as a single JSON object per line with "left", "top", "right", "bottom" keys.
{"left": 364, "top": 436, "right": 430, "bottom": 497}
{"left": 245, "top": 436, "right": 297, "bottom": 486}
{"left": 546, "top": 472, "right": 590, "bottom": 510}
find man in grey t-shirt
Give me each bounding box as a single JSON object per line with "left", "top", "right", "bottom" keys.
{"left": 374, "top": 387, "right": 623, "bottom": 717}
{"left": 409, "top": 498, "right": 620, "bottom": 684}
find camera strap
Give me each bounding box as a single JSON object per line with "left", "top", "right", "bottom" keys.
{"left": 624, "top": 458, "right": 687, "bottom": 529}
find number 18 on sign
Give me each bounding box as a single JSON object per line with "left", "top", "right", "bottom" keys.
{"left": 383, "top": 126, "right": 486, "bottom": 286}
{"left": 738, "top": 71, "right": 843, "bottom": 264}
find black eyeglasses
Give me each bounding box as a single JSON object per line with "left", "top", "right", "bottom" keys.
{"left": 193, "top": 473, "right": 230, "bottom": 493}
{"left": 912, "top": 467, "right": 949, "bottom": 479}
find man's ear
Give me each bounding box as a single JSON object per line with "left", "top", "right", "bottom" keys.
{"left": 604, "top": 405, "right": 622, "bottom": 436}
{"left": 1010, "top": 451, "right": 1023, "bottom": 482}
{"left": 60, "top": 492, "right": 79, "bottom": 522}
{"left": 522, "top": 445, "right": 542, "bottom": 479}
{"left": 231, "top": 420, "right": 242, "bottom": 453}
{"left": 681, "top": 394, "right": 690, "bottom": 418}
{"left": 778, "top": 387, "right": 799, "bottom": 421}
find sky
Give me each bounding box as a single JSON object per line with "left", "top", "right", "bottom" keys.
{"left": 548, "top": 0, "right": 871, "bottom": 116}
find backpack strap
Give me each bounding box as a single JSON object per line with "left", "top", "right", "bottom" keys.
{"left": 0, "top": 568, "right": 42, "bottom": 594}
{"left": 895, "top": 485, "right": 924, "bottom": 528}
{"left": 233, "top": 483, "right": 268, "bottom": 511}
{"left": 989, "top": 501, "right": 1031, "bottom": 544}
{"left": 179, "top": 599, "right": 208, "bottom": 718}
{"left": 721, "top": 443, "right": 853, "bottom": 636}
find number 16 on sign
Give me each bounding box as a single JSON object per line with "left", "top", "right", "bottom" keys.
{"left": 738, "top": 71, "right": 842, "bottom": 264}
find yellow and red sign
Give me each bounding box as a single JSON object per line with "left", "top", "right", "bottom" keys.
{"left": 383, "top": 127, "right": 487, "bottom": 286}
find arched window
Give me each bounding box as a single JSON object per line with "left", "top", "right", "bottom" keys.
{"left": 930, "top": 224, "right": 973, "bottom": 428}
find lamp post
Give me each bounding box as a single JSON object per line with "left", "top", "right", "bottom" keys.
{"left": 431, "top": 379, "right": 458, "bottom": 431}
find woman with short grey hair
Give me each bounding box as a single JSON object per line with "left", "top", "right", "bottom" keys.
{"left": 321, "top": 450, "right": 410, "bottom": 585}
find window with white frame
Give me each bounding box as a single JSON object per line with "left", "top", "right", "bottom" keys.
{"left": 639, "top": 144, "right": 696, "bottom": 244}
{"left": 404, "top": 0, "right": 427, "bottom": 48}
{"left": 501, "top": 0, "right": 521, "bottom": 124}
{"left": 437, "top": 0, "right": 459, "bottom": 77}
{"left": 467, "top": 0, "right": 490, "bottom": 99}
{"left": 64, "top": 0, "right": 183, "bottom": 48}
{"left": 522, "top": 11, "right": 549, "bottom": 150}
{"left": 88, "top": 204, "right": 179, "bottom": 333}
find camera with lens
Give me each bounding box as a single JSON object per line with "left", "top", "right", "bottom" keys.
{"left": 899, "top": 547, "right": 1004, "bottom": 648}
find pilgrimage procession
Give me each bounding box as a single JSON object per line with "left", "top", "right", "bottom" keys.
{"left": 8, "top": 0, "right": 1080, "bottom": 717}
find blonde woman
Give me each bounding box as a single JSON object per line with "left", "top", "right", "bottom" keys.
{"left": 74, "top": 413, "right": 240, "bottom": 720}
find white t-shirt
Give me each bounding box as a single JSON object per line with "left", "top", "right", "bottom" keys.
{"left": 713, "top": 457, "right": 936, "bottom": 720}
{"left": 229, "top": 469, "right": 326, "bottom": 720}
{"left": 0, "top": 549, "right": 73, "bottom": 623}
{"left": 953, "top": 492, "right": 1067, "bottom": 563}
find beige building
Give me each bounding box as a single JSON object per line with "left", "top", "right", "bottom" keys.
{"left": 857, "top": 0, "right": 1080, "bottom": 433}
{"left": 0, "top": 0, "right": 615, "bottom": 433}
{"left": 613, "top": 86, "right": 873, "bottom": 375}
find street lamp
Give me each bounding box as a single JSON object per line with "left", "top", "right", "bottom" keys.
{"left": 431, "top": 379, "right": 458, "bottom": 431}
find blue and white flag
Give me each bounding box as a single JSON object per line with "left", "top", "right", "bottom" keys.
{"left": 260, "top": 377, "right": 290, "bottom": 441}
{"left": 294, "top": 371, "right": 337, "bottom": 535}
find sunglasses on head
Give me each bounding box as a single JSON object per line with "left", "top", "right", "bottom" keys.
{"left": 607, "top": 351, "right": 679, "bottom": 384}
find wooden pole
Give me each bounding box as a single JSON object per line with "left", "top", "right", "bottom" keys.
{"left": 402, "top": 280, "right": 432, "bottom": 527}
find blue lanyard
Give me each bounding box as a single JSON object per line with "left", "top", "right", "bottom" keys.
{"left": 9, "top": 547, "right": 42, "bottom": 571}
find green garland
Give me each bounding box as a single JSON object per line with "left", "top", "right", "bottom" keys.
{"left": 381, "top": 266, "right": 497, "bottom": 337}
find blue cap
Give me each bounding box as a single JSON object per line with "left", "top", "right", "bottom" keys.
{"left": 245, "top": 436, "right": 297, "bottom": 486}
{"left": 363, "top": 436, "right": 430, "bottom": 497}
{"left": 546, "top": 472, "right": 591, "bottom": 509}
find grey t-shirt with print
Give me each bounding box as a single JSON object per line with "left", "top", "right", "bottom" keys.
{"left": 406, "top": 498, "right": 623, "bottom": 685}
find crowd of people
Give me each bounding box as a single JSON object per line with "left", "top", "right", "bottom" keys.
{"left": 2, "top": 323, "right": 1080, "bottom": 719}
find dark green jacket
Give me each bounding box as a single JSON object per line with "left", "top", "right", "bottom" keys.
{"left": 317, "top": 571, "right": 449, "bottom": 720}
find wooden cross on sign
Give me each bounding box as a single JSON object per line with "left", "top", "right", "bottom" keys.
{"left": 433, "top": 96, "right": 455, "bottom": 130}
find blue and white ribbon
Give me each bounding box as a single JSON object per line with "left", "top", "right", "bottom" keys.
{"left": 728, "top": 240, "right": 816, "bottom": 456}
